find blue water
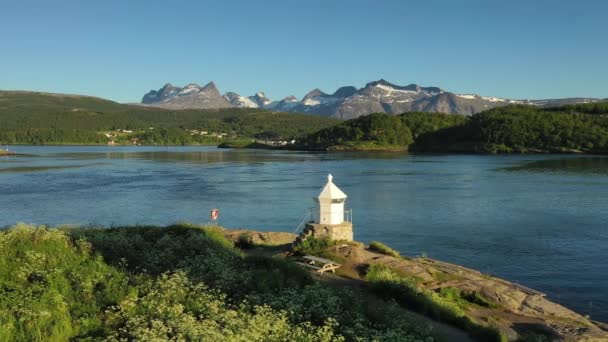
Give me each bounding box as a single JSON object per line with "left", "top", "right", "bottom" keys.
{"left": 1, "top": 146, "right": 607, "bottom": 321}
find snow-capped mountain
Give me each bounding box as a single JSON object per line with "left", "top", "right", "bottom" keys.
{"left": 223, "top": 92, "right": 258, "bottom": 108}
{"left": 141, "top": 80, "right": 604, "bottom": 118}
{"left": 248, "top": 92, "right": 274, "bottom": 108}
{"left": 141, "top": 82, "right": 232, "bottom": 109}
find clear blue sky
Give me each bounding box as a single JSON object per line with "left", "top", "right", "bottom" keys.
{"left": 1, "top": 0, "right": 607, "bottom": 103}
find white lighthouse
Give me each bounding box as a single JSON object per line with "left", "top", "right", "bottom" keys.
{"left": 317, "top": 174, "right": 347, "bottom": 224}
{"left": 302, "top": 174, "right": 353, "bottom": 241}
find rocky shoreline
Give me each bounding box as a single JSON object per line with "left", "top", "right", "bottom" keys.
{"left": 220, "top": 227, "right": 608, "bottom": 342}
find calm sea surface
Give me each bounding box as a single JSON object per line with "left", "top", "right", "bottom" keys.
{"left": 2, "top": 146, "right": 607, "bottom": 321}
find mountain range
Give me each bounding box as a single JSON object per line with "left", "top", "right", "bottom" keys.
{"left": 140, "top": 80, "right": 605, "bottom": 119}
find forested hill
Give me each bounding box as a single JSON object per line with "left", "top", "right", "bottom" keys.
{"left": 298, "top": 103, "right": 608, "bottom": 153}
{"left": 0, "top": 91, "right": 340, "bottom": 145}
{"left": 3, "top": 90, "right": 608, "bottom": 152}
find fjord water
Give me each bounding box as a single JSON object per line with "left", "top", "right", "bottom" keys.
{"left": 2, "top": 146, "right": 607, "bottom": 321}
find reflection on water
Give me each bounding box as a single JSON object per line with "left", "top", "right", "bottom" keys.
{"left": 502, "top": 156, "right": 608, "bottom": 175}
{"left": 52, "top": 151, "right": 312, "bottom": 163}
{"left": 1, "top": 146, "right": 607, "bottom": 322}
{"left": 50, "top": 150, "right": 413, "bottom": 164}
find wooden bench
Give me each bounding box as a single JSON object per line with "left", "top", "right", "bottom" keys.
{"left": 297, "top": 255, "right": 341, "bottom": 275}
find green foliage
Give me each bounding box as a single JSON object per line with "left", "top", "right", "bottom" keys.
{"left": 299, "top": 111, "right": 468, "bottom": 151}
{"left": 416, "top": 103, "right": 608, "bottom": 153}
{"left": 0, "top": 91, "right": 339, "bottom": 145}
{"left": 292, "top": 236, "right": 349, "bottom": 262}
{"left": 366, "top": 264, "right": 504, "bottom": 342}
{"left": 293, "top": 236, "right": 337, "bottom": 254}
{"left": 544, "top": 102, "right": 608, "bottom": 115}
{"left": 298, "top": 103, "right": 608, "bottom": 154}
{"left": 400, "top": 112, "right": 468, "bottom": 139}
{"left": 436, "top": 287, "right": 497, "bottom": 309}
{"left": 1, "top": 224, "right": 438, "bottom": 341}
{"left": 3, "top": 91, "right": 608, "bottom": 153}
{"left": 104, "top": 271, "right": 342, "bottom": 342}
{"left": 470, "top": 105, "right": 608, "bottom": 153}
{"left": 369, "top": 241, "right": 401, "bottom": 258}
{"left": 0, "top": 224, "right": 129, "bottom": 341}
{"left": 236, "top": 233, "right": 254, "bottom": 249}
{"left": 301, "top": 113, "right": 415, "bottom": 150}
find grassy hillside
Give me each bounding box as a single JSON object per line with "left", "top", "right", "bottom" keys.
{"left": 0, "top": 91, "right": 340, "bottom": 145}
{"left": 0, "top": 224, "right": 438, "bottom": 341}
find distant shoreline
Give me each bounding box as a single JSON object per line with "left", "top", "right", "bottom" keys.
{"left": 3, "top": 143, "right": 608, "bottom": 156}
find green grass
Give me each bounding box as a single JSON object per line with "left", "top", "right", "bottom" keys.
{"left": 365, "top": 263, "right": 505, "bottom": 342}
{"left": 1, "top": 224, "right": 438, "bottom": 341}
{"left": 369, "top": 241, "right": 401, "bottom": 258}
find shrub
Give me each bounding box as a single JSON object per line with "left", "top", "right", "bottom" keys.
{"left": 0, "top": 224, "right": 129, "bottom": 341}
{"left": 1, "top": 224, "right": 439, "bottom": 341}
{"left": 293, "top": 236, "right": 337, "bottom": 256}
{"left": 237, "top": 233, "right": 254, "bottom": 249}
{"left": 369, "top": 241, "right": 401, "bottom": 258}
{"left": 104, "top": 271, "right": 343, "bottom": 342}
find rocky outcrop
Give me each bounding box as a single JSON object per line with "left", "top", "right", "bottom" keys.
{"left": 218, "top": 226, "right": 608, "bottom": 340}
{"left": 220, "top": 228, "right": 297, "bottom": 246}
{"left": 336, "top": 246, "right": 608, "bottom": 341}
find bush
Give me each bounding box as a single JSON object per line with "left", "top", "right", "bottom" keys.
{"left": 0, "top": 224, "right": 130, "bottom": 341}
{"left": 104, "top": 271, "right": 342, "bottom": 342}
{"left": 0, "top": 224, "right": 450, "bottom": 341}
{"left": 237, "top": 233, "right": 254, "bottom": 249}
{"left": 293, "top": 236, "right": 338, "bottom": 256}
{"left": 369, "top": 241, "right": 401, "bottom": 258}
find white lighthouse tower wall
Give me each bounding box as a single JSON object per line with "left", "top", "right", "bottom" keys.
{"left": 319, "top": 199, "right": 345, "bottom": 224}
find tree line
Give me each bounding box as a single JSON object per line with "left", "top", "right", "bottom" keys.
{"left": 0, "top": 92, "right": 339, "bottom": 145}
{"left": 299, "top": 103, "right": 608, "bottom": 153}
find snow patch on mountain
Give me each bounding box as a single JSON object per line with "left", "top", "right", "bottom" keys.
{"left": 456, "top": 94, "right": 478, "bottom": 100}
{"left": 375, "top": 83, "right": 418, "bottom": 95}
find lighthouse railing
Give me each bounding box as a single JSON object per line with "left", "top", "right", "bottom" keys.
{"left": 292, "top": 208, "right": 314, "bottom": 235}
{"left": 344, "top": 208, "right": 353, "bottom": 223}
